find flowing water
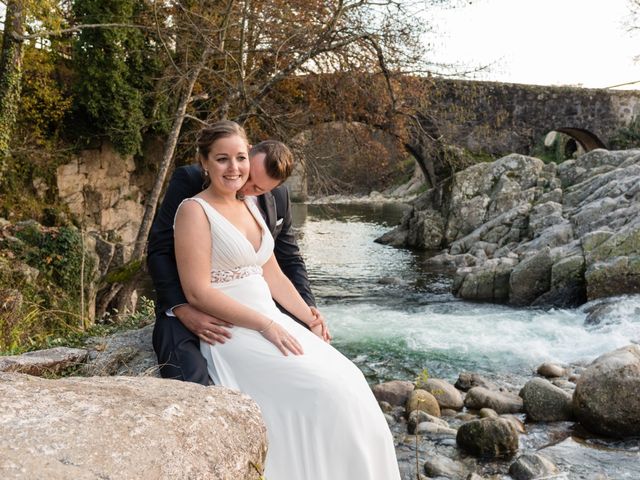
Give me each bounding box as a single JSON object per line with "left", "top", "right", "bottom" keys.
{"left": 293, "top": 203, "right": 640, "bottom": 386}
{"left": 295, "top": 202, "right": 640, "bottom": 477}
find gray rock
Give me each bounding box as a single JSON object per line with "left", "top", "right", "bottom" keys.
{"left": 415, "top": 378, "right": 464, "bottom": 410}
{"left": 536, "top": 362, "right": 566, "bottom": 378}
{"left": 464, "top": 387, "right": 523, "bottom": 414}
{"left": 384, "top": 413, "right": 395, "bottom": 426}
{"left": 528, "top": 201, "right": 565, "bottom": 238}
{"left": 82, "top": 324, "right": 159, "bottom": 377}
{"left": 455, "top": 372, "right": 496, "bottom": 392}
{"left": 509, "top": 248, "right": 553, "bottom": 306}
{"left": 454, "top": 258, "right": 516, "bottom": 303}
{"left": 509, "top": 453, "right": 558, "bottom": 480}
{"left": 0, "top": 373, "right": 267, "bottom": 479}
{"left": 424, "top": 455, "right": 468, "bottom": 479}
{"left": 0, "top": 347, "right": 88, "bottom": 376}
{"left": 408, "top": 409, "right": 449, "bottom": 434}
{"left": 573, "top": 344, "right": 640, "bottom": 437}
{"left": 372, "top": 380, "right": 415, "bottom": 407}
{"left": 519, "top": 377, "right": 573, "bottom": 422}
{"left": 456, "top": 417, "right": 519, "bottom": 458}
{"left": 533, "top": 254, "right": 586, "bottom": 307}
{"left": 415, "top": 422, "right": 457, "bottom": 436}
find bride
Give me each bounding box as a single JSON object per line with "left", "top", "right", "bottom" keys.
{"left": 174, "top": 120, "right": 401, "bottom": 480}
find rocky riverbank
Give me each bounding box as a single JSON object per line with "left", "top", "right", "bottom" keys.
{"left": 376, "top": 149, "right": 640, "bottom": 307}
{"left": 1, "top": 327, "right": 639, "bottom": 479}
{"left": 375, "top": 344, "right": 640, "bottom": 479}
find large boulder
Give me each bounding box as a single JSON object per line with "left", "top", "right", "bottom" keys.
{"left": 573, "top": 344, "right": 640, "bottom": 437}
{"left": 519, "top": 377, "right": 573, "bottom": 422}
{"left": 0, "top": 373, "right": 267, "bottom": 479}
{"left": 456, "top": 417, "right": 519, "bottom": 458}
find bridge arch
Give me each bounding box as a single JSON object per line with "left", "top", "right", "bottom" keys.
{"left": 552, "top": 127, "right": 607, "bottom": 152}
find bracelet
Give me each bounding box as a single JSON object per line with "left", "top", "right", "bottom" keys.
{"left": 259, "top": 319, "right": 275, "bottom": 334}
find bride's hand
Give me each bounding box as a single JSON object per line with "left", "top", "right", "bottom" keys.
{"left": 260, "top": 320, "right": 304, "bottom": 356}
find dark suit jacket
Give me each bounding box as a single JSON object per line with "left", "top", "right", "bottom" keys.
{"left": 147, "top": 164, "right": 316, "bottom": 316}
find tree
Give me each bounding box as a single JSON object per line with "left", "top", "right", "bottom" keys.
{"left": 0, "top": 0, "right": 26, "bottom": 166}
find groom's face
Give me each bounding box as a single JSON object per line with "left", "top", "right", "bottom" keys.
{"left": 239, "top": 152, "right": 281, "bottom": 196}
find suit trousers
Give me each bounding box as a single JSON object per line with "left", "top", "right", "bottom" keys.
{"left": 152, "top": 314, "right": 211, "bottom": 386}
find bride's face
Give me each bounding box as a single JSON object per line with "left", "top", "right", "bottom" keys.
{"left": 201, "top": 134, "right": 250, "bottom": 195}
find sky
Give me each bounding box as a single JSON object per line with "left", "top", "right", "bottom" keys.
{"left": 424, "top": 0, "right": 640, "bottom": 89}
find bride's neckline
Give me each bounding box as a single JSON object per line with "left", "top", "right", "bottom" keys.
{"left": 193, "top": 196, "right": 266, "bottom": 254}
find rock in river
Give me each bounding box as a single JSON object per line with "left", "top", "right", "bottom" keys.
{"left": 573, "top": 344, "right": 640, "bottom": 437}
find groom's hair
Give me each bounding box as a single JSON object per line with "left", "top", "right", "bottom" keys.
{"left": 250, "top": 140, "right": 294, "bottom": 183}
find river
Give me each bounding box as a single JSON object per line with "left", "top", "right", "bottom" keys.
{"left": 292, "top": 202, "right": 640, "bottom": 387}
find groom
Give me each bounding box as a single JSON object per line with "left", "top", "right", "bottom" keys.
{"left": 147, "top": 140, "right": 322, "bottom": 385}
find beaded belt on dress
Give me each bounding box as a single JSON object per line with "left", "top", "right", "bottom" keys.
{"left": 211, "top": 265, "right": 262, "bottom": 284}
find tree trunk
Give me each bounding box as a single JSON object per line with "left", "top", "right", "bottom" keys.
{"left": 104, "top": 47, "right": 213, "bottom": 318}
{"left": 0, "top": 0, "right": 25, "bottom": 171}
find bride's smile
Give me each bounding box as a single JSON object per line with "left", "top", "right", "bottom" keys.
{"left": 200, "top": 135, "right": 250, "bottom": 195}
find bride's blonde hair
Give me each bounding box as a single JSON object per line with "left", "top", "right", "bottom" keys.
{"left": 197, "top": 120, "right": 249, "bottom": 188}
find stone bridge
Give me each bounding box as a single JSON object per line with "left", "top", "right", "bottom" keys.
{"left": 423, "top": 77, "right": 640, "bottom": 156}
{"left": 289, "top": 77, "right": 640, "bottom": 198}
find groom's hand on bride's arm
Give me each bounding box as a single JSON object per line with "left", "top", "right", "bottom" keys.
{"left": 173, "top": 304, "right": 233, "bottom": 345}
{"left": 308, "top": 307, "right": 332, "bottom": 343}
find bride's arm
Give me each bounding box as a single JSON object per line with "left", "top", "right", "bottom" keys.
{"left": 262, "top": 254, "right": 330, "bottom": 341}
{"left": 174, "top": 201, "right": 303, "bottom": 355}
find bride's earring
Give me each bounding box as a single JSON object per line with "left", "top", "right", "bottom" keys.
{"left": 204, "top": 170, "right": 209, "bottom": 176}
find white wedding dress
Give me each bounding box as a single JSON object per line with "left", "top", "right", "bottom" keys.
{"left": 180, "top": 197, "right": 400, "bottom": 480}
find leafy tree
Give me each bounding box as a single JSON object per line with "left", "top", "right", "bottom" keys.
{"left": 71, "top": 0, "right": 158, "bottom": 155}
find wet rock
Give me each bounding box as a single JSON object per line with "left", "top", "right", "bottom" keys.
{"left": 573, "top": 344, "right": 640, "bottom": 437}
{"left": 441, "top": 408, "right": 458, "bottom": 417}
{"left": 583, "top": 300, "right": 617, "bottom": 326}
{"left": 456, "top": 417, "right": 519, "bottom": 458}
{"left": 408, "top": 410, "right": 449, "bottom": 434}
{"left": 372, "top": 380, "right": 415, "bottom": 407}
{"left": 0, "top": 373, "right": 267, "bottom": 479}
{"left": 479, "top": 408, "right": 498, "bottom": 418}
{"left": 0, "top": 347, "right": 88, "bottom": 376}
{"left": 453, "top": 258, "right": 516, "bottom": 303}
{"left": 406, "top": 389, "right": 441, "bottom": 417}
{"left": 464, "top": 387, "right": 523, "bottom": 414}
{"left": 508, "top": 453, "right": 558, "bottom": 480}
{"left": 550, "top": 378, "right": 575, "bottom": 392}
{"left": 536, "top": 362, "right": 566, "bottom": 378}
{"left": 533, "top": 254, "right": 586, "bottom": 307}
{"left": 384, "top": 413, "right": 395, "bottom": 426}
{"left": 519, "top": 378, "right": 573, "bottom": 422}
{"left": 500, "top": 414, "right": 526, "bottom": 434}
{"left": 415, "top": 378, "right": 464, "bottom": 410}
{"left": 378, "top": 400, "right": 393, "bottom": 413}
{"left": 455, "top": 372, "right": 496, "bottom": 392}
{"left": 415, "top": 422, "right": 457, "bottom": 436}
{"left": 509, "top": 248, "right": 553, "bottom": 306}
{"left": 456, "top": 412, "right": 478, "bottom": 422}
{"left": 424, "top": 455, "right": 468, "bottom": 479}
